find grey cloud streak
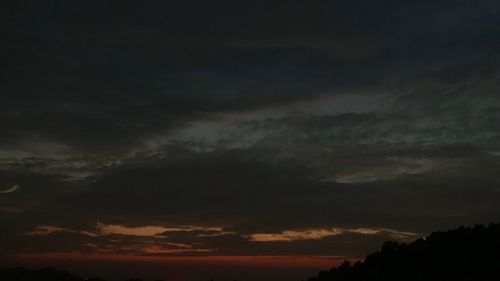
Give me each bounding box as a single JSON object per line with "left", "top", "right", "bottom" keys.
{"left": 0, "top": 185, "right": 20, "bottom": 194}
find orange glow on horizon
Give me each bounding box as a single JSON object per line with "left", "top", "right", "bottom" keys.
{"left": 13, "top": 253, "right": 358, "bottom": 269}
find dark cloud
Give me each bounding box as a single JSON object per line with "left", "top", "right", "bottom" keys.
{"left": 3, "top": 0, "right": 498, "bottom": 153}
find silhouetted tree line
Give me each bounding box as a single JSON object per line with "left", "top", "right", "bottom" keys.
{"left": 3, "top": 223, "right": 500, "bottom": 281}
{"left": 304, "top": 223, "right": 500, "bottom": 281}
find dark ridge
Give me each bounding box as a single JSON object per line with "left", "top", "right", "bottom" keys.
{"left": 303, "top": 223, "right": 500, "bottom": 281}
{"left": 0, "top": 267, "right": 147, "bottom": 281}
{"left": 0, "top": 267, "right": 83, "bottom": 281}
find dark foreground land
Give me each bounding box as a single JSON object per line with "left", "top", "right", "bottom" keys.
{"left": 304, "top": 223, "right": 500, "bottom": 281}
{"left": 2, "top": 223, "right": 500, "bottom": 281}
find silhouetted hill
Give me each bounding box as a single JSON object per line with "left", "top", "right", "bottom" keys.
{"left": 304, "top": 223, "right": 500, "bottom": 281}
{"left": 0, "top": 267, "right": 148, "bottom": 281}
{"left": 0, "top": 267, "right": 83, "bottom": 281}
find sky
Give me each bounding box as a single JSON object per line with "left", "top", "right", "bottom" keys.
{"left": 1, "top": 1, "right": 500, "bottom": 280}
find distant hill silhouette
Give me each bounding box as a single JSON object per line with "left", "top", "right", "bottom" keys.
{"left": 2, "top": 223, "right": 500, "bottom": 281}
{"left": 0, "top": 267, "right": 83, "bottom": 281}
{"left": 304, "top": 223, "right": 500, "bottom": 281}
{"left": 0, "top": 267, "right": 146, "bottom": 281}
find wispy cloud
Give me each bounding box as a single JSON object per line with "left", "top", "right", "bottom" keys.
{"left": 249, "top": 227, "right": 419, "bottom": 242}
{"left": 25, "top": 223, "right": 227, "bottom": 238}
{"left": 0, "top": 185, "right": 20, "bottom": 194}
{"left": 95, "top": 223, "right": 224, "bottom": 237}
{"left": 488, "top": 151, "right": 500, "bottom": 156}
{"left": 249, "top": 228, "right": 344, "bottom": 242}
{"left": 96, "top": 223, "right": 169, "bottom": 237}
{"left": 25, "top": 225, "right": 75, "bottom": 236}
{"left": 90, "top": 240, "right": 217, "bottom": 256}
{"left": 330, "top": 157, "right": 458, "bottom": 184}
{"left": 349, "top": 228, "right": 421, "bottom": 239}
